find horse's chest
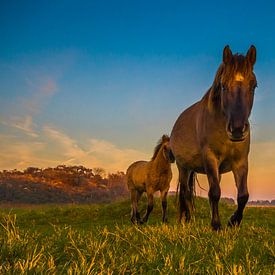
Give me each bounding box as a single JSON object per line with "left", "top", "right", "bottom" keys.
{"left": 215, "top": 144, "right": 247, "bottom": 173}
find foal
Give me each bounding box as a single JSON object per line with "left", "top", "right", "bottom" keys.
{"left": 126, "top": 135, "right": 175, "bottom": 224}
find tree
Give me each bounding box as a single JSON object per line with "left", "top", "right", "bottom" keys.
{"left": 93, "top": 167, "right": 106, "bottom": 178}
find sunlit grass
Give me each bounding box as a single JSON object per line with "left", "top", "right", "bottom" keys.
{"left": 0, "top": 197, "right": 274, "bottom": 274}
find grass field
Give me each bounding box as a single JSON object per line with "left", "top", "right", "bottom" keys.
{"left": 0, "top": 196, "right": 274, "bottom": 274}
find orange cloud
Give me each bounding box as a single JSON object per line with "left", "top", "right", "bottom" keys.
{"left": 43, "top": 126, "right": 149, "bottom": 172}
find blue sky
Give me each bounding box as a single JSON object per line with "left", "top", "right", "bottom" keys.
{"left": 1, "top": 1, "right": 275, "bottom": 199}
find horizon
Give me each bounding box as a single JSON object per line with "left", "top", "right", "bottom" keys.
{"left": 2, "top": 165, "right": 275, "bottom": 203}
{"left": 1, "top": 1, "right": 275, "bottom": 201}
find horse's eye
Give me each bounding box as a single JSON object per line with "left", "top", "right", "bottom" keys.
{"left": 221, "top": 84, "right": 226, "bottom": 91}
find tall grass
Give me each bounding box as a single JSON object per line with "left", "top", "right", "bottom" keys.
{"left": 0, "top": 197, "right": 274, "bottom": 274}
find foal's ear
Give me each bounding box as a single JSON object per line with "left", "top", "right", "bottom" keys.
{"left": 223, "top": 45, "right": 232, "bottom": 64}
{"left": 246, "top": 45, "right": 256, "bottom": 66}
{"left": 162, "top": 135, "right": 169, "bottom": 142}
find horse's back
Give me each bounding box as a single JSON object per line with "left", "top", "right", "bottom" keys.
{"left": 126, "top": 161, "right": 148, "bottom": 192}
{"left": 170, "top": 100, "right": 204, "bottom": 170}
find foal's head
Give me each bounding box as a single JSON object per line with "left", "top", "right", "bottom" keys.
{"left": 214, "top": 45, "right": 257, "bottom": 141}
{"left": 152, "top": 135, "right": 175, "bottom": 163}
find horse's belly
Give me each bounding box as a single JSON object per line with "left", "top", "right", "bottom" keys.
{"left": 170, "top": 133, "right": 204, "bottom": 171}
{"left": 219, "top": 160, "right": 232, "bottom": 174}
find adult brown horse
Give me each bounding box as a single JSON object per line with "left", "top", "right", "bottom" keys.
{"left": 170, "top": 45, "right": 257, "bottom": 230}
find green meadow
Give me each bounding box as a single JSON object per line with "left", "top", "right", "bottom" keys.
{"left": 0, "top": 197, "right": 274, "bottom": 274}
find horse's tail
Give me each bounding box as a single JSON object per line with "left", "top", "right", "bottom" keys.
{"left": 188, "top": 171, "right": 196, "bottom": 210}
{"left": 175, "top": 170, "right": 196, "bottom": 208}
{"left": 175, "top": 176, "right": 180, "bottom": 205}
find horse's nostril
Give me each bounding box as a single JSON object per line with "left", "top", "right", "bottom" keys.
{"left": 242, "top": 123, "right": 249, "bottom": 133}
{"left": 228, "top": 121, "right": 248, "bottom": 136}
{"left": 228, "top": 123, "right": 233, "bottom": 133}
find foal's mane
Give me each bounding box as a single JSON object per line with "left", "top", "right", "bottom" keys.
{"left": 151, "top": 135, "right": 170, "bottom": 160}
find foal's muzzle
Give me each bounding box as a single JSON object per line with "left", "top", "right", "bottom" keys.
{"left": 168, "top": 150, "right": 175, "bottom": 163}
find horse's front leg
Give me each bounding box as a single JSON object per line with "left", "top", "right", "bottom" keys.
{"left": 204, "top": 152, "right": 222, "bottom": 231}
{"left": 160, "top": 190, "right": 168, "bottom": 223}
{"left": 142, "top": 189, "right": 154, "bottom": 223}
{"left": 228, "top": 159, "right": 249, "bottom": 227}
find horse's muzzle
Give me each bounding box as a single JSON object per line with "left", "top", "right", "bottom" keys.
{"left": 227, "top": 122, "right": 249, "bottom": 142}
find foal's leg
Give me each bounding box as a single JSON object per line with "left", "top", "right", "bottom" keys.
{"left": 178, "top": 166, "right": 193, "bottom": 223}
{"left": 228, "top": 160, "right": 249, "bottom": 227}
{"left": 204, "top": 152, "right": 222, "bottom": 231}
{"left": 135, "top": 191, "right": 143, "bottom": 223}
{"left": 142, "top": 189, "right": 154, "bottom": 223}
{"left": 160, "top": 190, "right": 169, "bottom": 223}
{"left": 130, "top": 190, "right": 142, "bottom": 224}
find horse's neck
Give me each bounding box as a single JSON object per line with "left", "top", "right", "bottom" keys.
{"left": 205, "top": 86, "right": 223, "bottom": 117}
{"left": 206, "top": 65, "right": 224, "bottom": 115}
{"left": 151, "top": 148, "right": 169, "bottom": 169}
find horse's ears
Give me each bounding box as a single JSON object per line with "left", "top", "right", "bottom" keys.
{"left": 223, "top": 45, "right": 232, "bottom": 64}
{"left": 246, "top": 45, "right": 256, "bottom": 66}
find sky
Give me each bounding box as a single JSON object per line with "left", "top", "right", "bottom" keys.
{"left": 0, "top": 0, "right": 275, "bottom": 200}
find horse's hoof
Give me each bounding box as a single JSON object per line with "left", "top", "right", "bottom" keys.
{"left": 228, "top": 213, "right": 242, "bottom": 227}
{"left": 211, "top": 223, "right": 222, "bottom": 231}
{"left": 228, "top": 220, "right": 241, "bottom": 227}
{"left": 227, "top": 217, "right": 235, "bottom": 227}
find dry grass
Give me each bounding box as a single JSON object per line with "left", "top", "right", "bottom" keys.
{"left": 0, "top": 197, "right": 274, "bottom": 274}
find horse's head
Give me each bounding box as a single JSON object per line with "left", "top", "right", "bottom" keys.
{"left": 161, "top": 135, "right": 175, "bottom": 163}
{"left": 216, "top": 45, "right": 257, "bottom": 142}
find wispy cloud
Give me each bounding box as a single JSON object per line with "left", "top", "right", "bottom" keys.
{"left": 23, "top": 77, "right": 58, "bottom": 114}
{"left": 1, "top": 75, "right": 58, "bottom": 138}
{"left": 87, "top": 138, "right": 149, "bottom": 172}
{"left": 43, "top": 125, "right": 86, "bottom": 162}
{"left": 0, "top": 134, "right": 56, "bottom": 170}
{"left": 43, "top": 125, "right": 149, "bottom": 172}
{"left": 2, "top": 115, "right": 38, "bottom": 138}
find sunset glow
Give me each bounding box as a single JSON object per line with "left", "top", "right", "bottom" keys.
{"left": 1, "top": 1, "right": 275, "bottom": 201}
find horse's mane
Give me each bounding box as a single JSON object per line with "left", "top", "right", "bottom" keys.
{"left": 207, "top": 53, "right": 252, "bottom": 106}
{"left": 151, "top": 135, "right": 170, "bottom": 160}
{"left": 213, "top": 54, "right": 251, "bottom": 89}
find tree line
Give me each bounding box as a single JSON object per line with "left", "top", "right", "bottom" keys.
{"left": 0, "top": 165, "right": 128, "bottom": 204}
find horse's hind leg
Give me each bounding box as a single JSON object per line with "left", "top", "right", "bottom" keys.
{"left": 160, "top": 190, "right": 169, "bottom": 223}
{"left": 228, "top": 160, "right": 249, "bottom": 227}
{"left": 142, "top": 189, "right": 154, "bottom": 223}
{"left": 178, "top": 166, "right": 193, "bottom": 223}
{"left": 130, "top": 190, "right": 142, "bottom": 224}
